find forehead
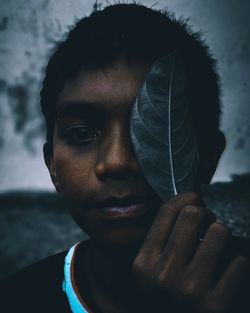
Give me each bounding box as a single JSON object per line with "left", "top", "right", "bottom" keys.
{"left": 57, "top": 60, "right": 150, "bottom": 115}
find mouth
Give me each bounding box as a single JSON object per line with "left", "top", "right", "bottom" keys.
{"left": 97, "top": 195, "right": 149, "bottom": 219}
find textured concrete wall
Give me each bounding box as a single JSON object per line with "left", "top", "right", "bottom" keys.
{"left": 0, "top": 0, "right": 249, "bottom": 191}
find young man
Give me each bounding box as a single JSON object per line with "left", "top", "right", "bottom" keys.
{"left": 1, "top": 3, "right": 249, "bottom": 313}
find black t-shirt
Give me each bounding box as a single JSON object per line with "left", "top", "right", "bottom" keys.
{"left": 0, "top": 240, "right": 93, "bottom": 313}
{"left": 1, "top": 238, "right": 250, "bottom": 313}
{"left": 0, "top": 249, "right": 70, "bottom": 313}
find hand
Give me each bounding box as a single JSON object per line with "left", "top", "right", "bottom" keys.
{"left": 132, "top": 192, "right": 250, "bottom": 313}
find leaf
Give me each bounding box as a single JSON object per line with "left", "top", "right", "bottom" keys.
{"left": 129, "top": 50, "right": 199, "bottom": 201}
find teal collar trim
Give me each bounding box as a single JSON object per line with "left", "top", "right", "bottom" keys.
{"left": 62, "top": 243, "right": 90, "bottom": 313}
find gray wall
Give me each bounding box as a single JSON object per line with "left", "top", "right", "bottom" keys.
{"left": 0, "top": 0, "right": 249, "bottom": 191}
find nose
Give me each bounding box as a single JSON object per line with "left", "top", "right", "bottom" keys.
{"left": 95, "top": 123, "right": 140, "bottom": 181}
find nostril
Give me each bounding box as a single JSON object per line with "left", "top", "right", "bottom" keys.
{"left": 95, "top": 151, "right": 140, "bottom": 181}
{"left": 95, "top": 160, "right": 135, "bottom": 181}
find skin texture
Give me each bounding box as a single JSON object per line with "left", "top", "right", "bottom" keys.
{"left": 47, "top": 60, "right": 163, "bottom": 249}
{"left": 44, "top": 59, "right": 250, "bottom": 313}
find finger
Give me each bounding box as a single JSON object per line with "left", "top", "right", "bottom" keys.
{"left": 161, "top": 205, "right": 216, "bottom": 265}
{"left": 187, "top": 222, "right": 231, "bottom": 290}
{"left": 212, "top": 255, "right": 250, "bottom": 311}
{"left": 139, "top": 192, "right": 202, "bottom": 257}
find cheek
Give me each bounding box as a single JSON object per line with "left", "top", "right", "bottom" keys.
{"left": 53, "top": 144, "right": 96, "bottom": 201}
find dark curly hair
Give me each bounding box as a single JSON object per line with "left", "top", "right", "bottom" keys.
{"left": 40, "top": 3, "right": 221, "bottom": 158}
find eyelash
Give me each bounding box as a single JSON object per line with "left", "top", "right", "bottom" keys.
{"left": 61, "top": 124, "right": 101, "bottom": 146}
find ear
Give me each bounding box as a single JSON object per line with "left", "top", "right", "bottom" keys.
{"left": 43, "top": 143, "right": 60, "bottom": 192}
{"left": 199, "top": 130, "right": 226, "bottom": 184}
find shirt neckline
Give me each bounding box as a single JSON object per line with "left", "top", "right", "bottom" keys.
{"left": 63, "top": 242, "right": 93, "bottom": 313}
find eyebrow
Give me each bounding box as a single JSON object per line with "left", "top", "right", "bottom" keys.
{"left": 56, "top": 101, "right": 105, "bottom": 119}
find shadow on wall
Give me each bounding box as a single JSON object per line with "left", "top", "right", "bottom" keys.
{"left": 0, "top": 173, "right": 250, "bottom": 280}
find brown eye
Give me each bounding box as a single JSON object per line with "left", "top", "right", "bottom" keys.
{"left": 62, "top": 125, "right": 101, "bottom": 146}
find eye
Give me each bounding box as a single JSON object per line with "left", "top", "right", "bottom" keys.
{"left": 62, "top": 124, "right": 101, "bottom": 146}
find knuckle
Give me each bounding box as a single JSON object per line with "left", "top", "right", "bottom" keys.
{"left": 159, "top": 193, "right": 203, "bottom": 220}
{"left": 156, "top": 261, "right": 176, "bottom": 290}
{"left": 164, "top": 192, "right": 201, "bottom": 210}
{"left": 184, "top": 191, "right": 201, "bottom": 204}
{"left": 181, "top": 205, "right": 203, "bottom": 222}
{"left": 234, "top": 254, "right": 249, "bottom": 264}
{"left": 132, "top": 258, "right": 153, "bottom": 286}
{"left": 189, "top": 192, "right": 206, "bottom": 207}
{"left": 132, "top": 259, "right": 156, "bottom": 293}
{"left": 204, "top": 301, "right": 225, "bottom": 313}
{"left": 157, "top": 272, "right": 167, "bottom": 289}
{"left": 179, "top": 192, "right": 202, "bottom": 206}
{"left": 159, "top": 202, "right": 176, "bottom": 216}
{"left": 157, "top": 270, "right": 173, "bottom": 290}
{"left": 209, "top": 222, "right": 231, "bottom": 239}
{"left": 233, "top": 255, "right": 250, "bottom": 272}
{"left": 179, "top": 280, "right": 199, "bottom": 300}
{"left": 132, "top": 257, "right": 147, "bottom": 275}
{"left": 132, "top": 255, "right": 156, "bottom": 276}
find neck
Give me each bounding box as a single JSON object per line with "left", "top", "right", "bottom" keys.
{"left": 77, "top": 239, "right": 144, "bottom": 313}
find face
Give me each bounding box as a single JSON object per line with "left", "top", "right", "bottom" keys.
{"left": 45, "top": 59, "right": 163, "bottom": 249}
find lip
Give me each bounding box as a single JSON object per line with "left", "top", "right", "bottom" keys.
{"left": 101, "top": 203, "right": 147, "bottom": 217}
{"left": 97, "top": 195, "right": 149, "bottom": 219}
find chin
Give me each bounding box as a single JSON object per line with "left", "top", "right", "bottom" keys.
{"left": 71, "top": 205, "right": 158, "bottom": 258}
{"left": 108, "top": 225, "right": 148, "bottom": 247}
{"left": 91, "top": 219, "right": 152, "bottom": 261}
